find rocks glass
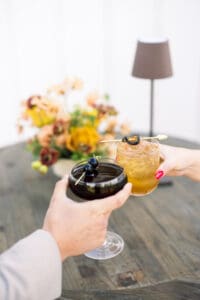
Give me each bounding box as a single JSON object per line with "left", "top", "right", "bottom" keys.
{"left": 116, "top": 139, "right": 160, "bottom": 196}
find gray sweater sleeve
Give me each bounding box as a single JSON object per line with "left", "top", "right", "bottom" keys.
{"left": 0, "top": 230, "right": 62, "bottom": 300}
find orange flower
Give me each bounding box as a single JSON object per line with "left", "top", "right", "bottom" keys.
{"left": 47, "top": 77, "right": 83, "bottom": 95}
{"left": 71, "top": 77, "right": 83, "bottom": 90}
{"left": 53, "top": 120, "right": 65, "bottom": 135}
{"left": 105, "top": 118, "right": 118, "bottom": 134}
{"left": 86, "top": 91, "right": 99, "bottom": 106}
{"left": 54, "top": 133, "right": 67, "bottom": 147}
{"left": 47, "top": 83, "right": 67, "bottom": 95}
{"left": 37, "top": 125, "right": 53, "bottom": 147}
{"left": 120, "top": 122, "right": 131, "bottom": 135}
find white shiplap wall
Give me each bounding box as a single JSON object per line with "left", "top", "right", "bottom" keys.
{"left": 1, "top": 0, "right": 200, "bottom": 147}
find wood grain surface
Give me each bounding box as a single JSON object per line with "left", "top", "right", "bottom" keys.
{"left": 1, "top": 137, "right": 200, "bottom": 299}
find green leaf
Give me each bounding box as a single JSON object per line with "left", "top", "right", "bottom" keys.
{"left": 71, "top": 151, "right": 89, "bottom": 161}
{"left": 26, "top": 139, "right": 42, "bottom": 158}
{"left": 51, "top": 140, "right": 72, "bottom": 159}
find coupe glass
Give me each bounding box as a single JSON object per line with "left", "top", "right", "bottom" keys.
{"left": 116, "top": 139, "right": 160, "bottom": 196}
{"left": 69, "top": 158, "right": 127, "bottom": 260}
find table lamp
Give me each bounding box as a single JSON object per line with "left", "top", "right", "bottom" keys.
{"left": 132, "top": 39, "right": 173, "bottom": 136}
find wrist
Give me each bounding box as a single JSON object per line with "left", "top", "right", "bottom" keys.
{"left": 42, "top": 227, "right": 67, "bottom": 261}
{"left": 40, "top": 229, "right": 63, "bottom": 260}
{"left": 184, "top": 149, "right": 200, "bottom": 181}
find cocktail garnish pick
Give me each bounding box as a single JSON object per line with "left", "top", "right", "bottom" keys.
{"left": 142, "top": 134, "right": 168, "bottom": 141}
{"left": 99, "top": 134, "right": 168, "bottom": 143}
{"left": 75, "top": 172, "right": 85, "bottom": 186}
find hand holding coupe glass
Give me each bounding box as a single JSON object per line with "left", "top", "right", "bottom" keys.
{"left": 69, "top": 157, "right": 128, "bottom": 259}
{"left": 68, "top": 134, "right": 167, "bottom": 259}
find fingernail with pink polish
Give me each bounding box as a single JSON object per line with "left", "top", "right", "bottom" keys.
{"left": 155, "top": 170, "right": 164, "bottom": 180}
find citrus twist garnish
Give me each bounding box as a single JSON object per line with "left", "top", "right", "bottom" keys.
{"left": 122, "top": 135, "right": 140, "bottom": 145}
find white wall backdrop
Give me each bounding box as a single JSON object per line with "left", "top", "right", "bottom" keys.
{"left": 1, "top": 0, "right": 200, "bottom": 147}
{"left": 103, "top": 0, "right": 200, "bottom": 142}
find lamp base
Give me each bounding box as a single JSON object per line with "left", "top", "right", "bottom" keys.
{"left": 158, "top": 177, "right": 173, "bottom": 187}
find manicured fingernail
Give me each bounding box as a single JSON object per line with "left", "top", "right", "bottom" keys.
{"left": 155, "top": 170, "right": 164, "bottom": 180}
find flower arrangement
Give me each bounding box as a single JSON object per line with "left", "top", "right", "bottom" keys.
{"left": 18, "top": 77, "right": 130, "bottom": 174}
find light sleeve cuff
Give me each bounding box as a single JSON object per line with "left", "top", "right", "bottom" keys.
{"left": 0, "top": 229, "right": 62, "bottom": 300}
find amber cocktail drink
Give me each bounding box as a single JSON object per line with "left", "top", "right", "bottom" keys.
{"left": 116, "top": 139, "right": 160, "bottom": 196}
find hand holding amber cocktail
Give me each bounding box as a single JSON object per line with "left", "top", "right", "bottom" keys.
{"left": 116, "top": 137, "right": 160, "bottom": 196}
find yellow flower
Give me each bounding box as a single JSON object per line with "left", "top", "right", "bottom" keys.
{"left": 66, "top": 126, "right": 100, "bottom": 153}
{"left": 26, "top": 107, "right": 55, "bottom": 127}
{"left": 83, "top": 109, "right": 100, "bottom": 127}
{"left": 25, "top": 95, "right": 59, "bottom": 127}
{"left": 86, "top": 109, "right": 98, "bottom": 118}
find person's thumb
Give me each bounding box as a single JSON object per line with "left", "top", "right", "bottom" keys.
{"left": 51, "top": 174, "right": 69, "bottom": 203}
{"left": 93, "top": 182, "right": 132, "bottom": 214}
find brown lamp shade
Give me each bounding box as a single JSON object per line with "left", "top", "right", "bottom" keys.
{"left": 132, "top": 40, "right": 173, "bottom": 79}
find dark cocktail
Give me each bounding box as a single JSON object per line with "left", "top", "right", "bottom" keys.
{"left": 69, "top": 159, "right": 127, "bottom": 200}
{"left": 69, "top": 157, "right": 127, "bottom": 260}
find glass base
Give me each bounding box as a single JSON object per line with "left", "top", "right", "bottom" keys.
{"left": 84, "top": 231, "right": 124, "bottom": 260}
{"left": 132, "top": 185, "right": 158, "bottom": 196}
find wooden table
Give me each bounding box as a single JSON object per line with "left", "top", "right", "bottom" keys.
{"left": 1, "top": 138, "right": 200, "bottom": 299}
